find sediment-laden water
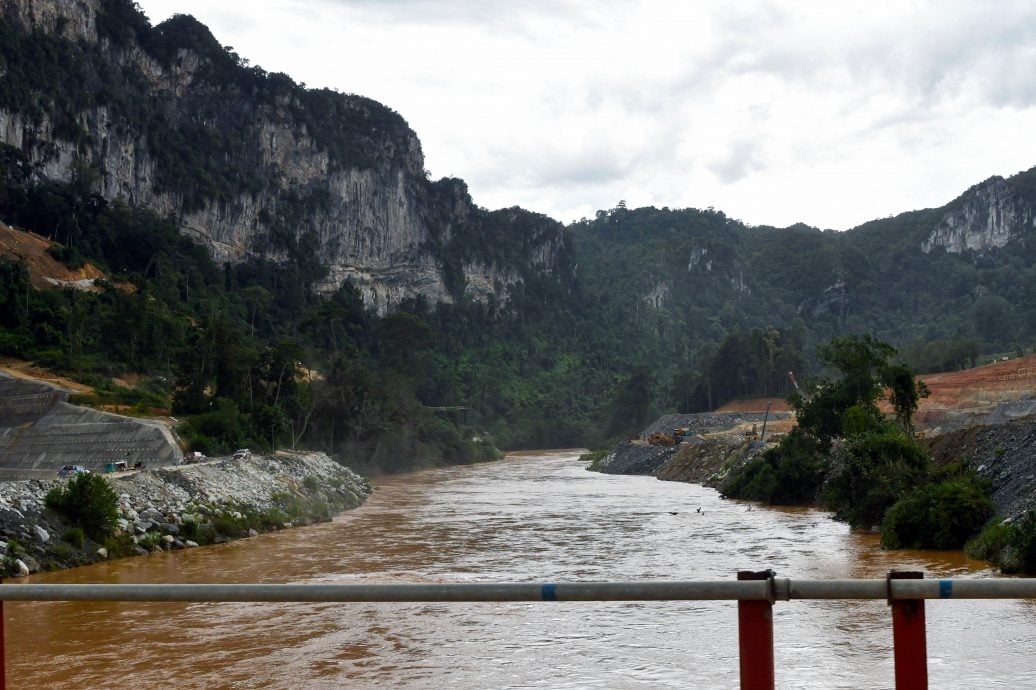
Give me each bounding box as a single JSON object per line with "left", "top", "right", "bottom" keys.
{"left": 7, "top": 450, "right": 1035, "bottom": 688}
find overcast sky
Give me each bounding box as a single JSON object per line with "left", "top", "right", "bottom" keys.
{"left": 134, "top": 0, "right": 1036, "bottom": 230}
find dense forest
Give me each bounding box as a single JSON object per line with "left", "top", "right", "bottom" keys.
{"left": 0, "top": 0, "right": 1035, "bottom": 473}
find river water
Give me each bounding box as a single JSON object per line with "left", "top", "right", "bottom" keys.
{"left": 7, "top": 450, "right": 1036, "bottom": 688}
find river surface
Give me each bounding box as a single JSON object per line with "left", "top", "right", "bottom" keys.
{"left": 7, "top": 450, "right": 1036, "bottom": 688}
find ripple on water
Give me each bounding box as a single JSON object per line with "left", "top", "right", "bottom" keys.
{"left": 6, "top": 451, "right": 1034, "bottom": 688}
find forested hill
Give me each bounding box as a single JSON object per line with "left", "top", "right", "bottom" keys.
{"left": 572, "top": 166, "right": 1036, "bottom": 409}
{"left": 0, "top": 0, "right": 571, "bottom": 314}
{"left": 0, "top": 0, "right": 1035, "bottom": 463}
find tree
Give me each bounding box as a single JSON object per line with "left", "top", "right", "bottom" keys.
{"left": 45, "top": 473, "right": 120, "bottom": 540}
{"left": 607, "top": 365, "right": 654, "bottom": 437}
{"left": 793, "top": 335, "right": 926, "bottom": 443}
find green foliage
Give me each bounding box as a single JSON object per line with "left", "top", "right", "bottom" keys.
{"left": 966, "top": 512, "right": 1036, "bottom": 574}
{"left": 137, "top": 532, "right": 163, "bottom": 551}
{"left": 62, "top": 526, "right": 86, "bottom": 548}
{"left": 825, "top": 424, "right": 929, "bottom": 528}
{"left": 721, "top": 429, "right": 827, "bottom": 505}
{"left": 581, "top": 449, "right": 610, "bottom": 471}
{"left": 881, "top": 475, "right": 994, "bottom": 549}
{"left": 102, "top": 533, "right": 138, "bottom": 558}
{"left": 45, "top": 473, "right": 120, "bottom": 540}
{"left": 724, "top": 333, "right": 992, "bottom": 550}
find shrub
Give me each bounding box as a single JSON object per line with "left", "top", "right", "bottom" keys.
{"left": 965, "top": 520, "right": 1013, "bottom": 563}
{"left": 969, "top": 512, "right": 1036, "bottom": 574}
{"left": 46, "top": 542, "right": 75, "bottom": 561}
{"left": 138, "top": 532, "right": 163, "bottom": 551}
{"left": 881, "top": 476, "right": 994, "bottom": 549}
{"left": 63, "top": 526, "right": 86, "bottom": 548}
{"left": 722, "top": 429, "right": 827, "bottom": 505}
{"left": 302, "top": 475, "right": 320, "bottom": 493}
{"left": 45, "top": 473, "right": 120, "bottom": 539}
{"left": 824, "top": 425, "right": 928, "bottom": 528}
{"left": 102, "top": 534, "right": 138, "bottom": 559}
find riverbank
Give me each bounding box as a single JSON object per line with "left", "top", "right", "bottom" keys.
{"left": 0, "top": 451, "right": 371, "bottom": 576}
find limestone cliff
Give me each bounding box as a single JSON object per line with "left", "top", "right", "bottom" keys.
{"left": 0, "top": 0, "right": 571, "bottom": 313}
{"left": 921, "top": 176, "right": 1036, "bottom": 254}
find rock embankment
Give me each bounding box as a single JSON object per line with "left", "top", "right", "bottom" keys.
{"left": 595, "top": 443, "right": 678, "bottom": 475}
{"left": 927, "top": 416, "right": 1036, "bottom": 519}
{"left": 0, "top": 452, "right": 371, "bottom": 576}
{"left": 641, "top": 411, "right": 790, "bottom": 437}
{"left": 655, "top": 440, "right": 769, "bottom": 488}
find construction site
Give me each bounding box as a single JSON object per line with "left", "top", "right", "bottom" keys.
{"left": 0, "top": 372, "right": 181, "bottom": 480}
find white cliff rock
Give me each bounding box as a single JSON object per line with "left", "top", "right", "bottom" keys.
{"left": 922, "top": 177, "right": 1035, "bottom": 254}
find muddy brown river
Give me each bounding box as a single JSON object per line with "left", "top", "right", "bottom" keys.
{"left": 7, "top": 450, "right": 1036, "bottom": 688}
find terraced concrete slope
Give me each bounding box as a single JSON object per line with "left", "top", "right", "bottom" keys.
{"left": 0, "top": 373, "right": 181, "bottom": 478}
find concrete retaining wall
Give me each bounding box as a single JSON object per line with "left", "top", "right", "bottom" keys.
{"left": 0, "top": 373, "right": 181, "bottom": 478}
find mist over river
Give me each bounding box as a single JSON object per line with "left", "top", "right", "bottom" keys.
{"left": 8, "top": 451, "right": 1036, "bottom": 688}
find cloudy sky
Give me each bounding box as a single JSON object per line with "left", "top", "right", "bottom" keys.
{"left": 134, "top": 0, "right": 1036, "bottom": 230}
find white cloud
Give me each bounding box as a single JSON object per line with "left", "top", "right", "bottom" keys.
{"left": 136, "top": 0, "right": 1036, "bottom": 230}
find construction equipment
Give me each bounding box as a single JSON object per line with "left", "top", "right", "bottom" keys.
{"left": 647, "top": 431, "right": 676, "bottom": 447}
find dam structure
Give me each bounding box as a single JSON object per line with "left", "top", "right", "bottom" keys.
{"left": 0, "top": 373, "right": 181, "bottom": 479}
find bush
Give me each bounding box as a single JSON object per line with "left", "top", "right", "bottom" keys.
{"left": 102, "top": 534, "right": 138, "bottom": 559}
{"left": 138, "top": 532, "right": 163, "bottom": 551}
{"left": 968, "top": 512, "right": 1036, "bottom": 573}
{"left": 722, "top": 429, "right": 827, "bottom": 505}
{"left": 45, "top": 473, "right": 120, "bottom": 539}
{"left": 824, "top": 425, "right": 928, "bottom": 528}
{"left": 63, "top": 526, "right": 86, "bottom": 548}
{"left": 881, "top": 476, "right": 994, "bottom": 549}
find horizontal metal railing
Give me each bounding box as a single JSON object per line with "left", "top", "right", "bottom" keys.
{"left": 1, "top": 577, "right": 1034, "bottom": 602}
{"left": 3, "top": 574, "right": 1035, "bottom": 690}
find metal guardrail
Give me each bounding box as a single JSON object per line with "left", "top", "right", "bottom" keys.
{"left": 3, "top": 572, "right": 1035, "bottom": 689}
{"left": 1, "top": 576, "right": 1035, "bottom": 602}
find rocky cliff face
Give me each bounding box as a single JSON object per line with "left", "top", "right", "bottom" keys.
{"left": 921, "top": 176, "right": 1036, "bottom": 254}
{"left": 0, "top": 0, "right": 569, "bottom": 314}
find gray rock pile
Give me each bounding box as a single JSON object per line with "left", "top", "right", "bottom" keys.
{"left": 0, "top": 452, "right": 371, "bottom": 575}
{"left": 927, "top": 416, "right": 1036, "bottom": 519}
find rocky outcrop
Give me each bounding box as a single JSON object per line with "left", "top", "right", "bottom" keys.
{"left": 0, "top": 1, "right": 570, "bottom": 314}
{"left": 0, "top": 451, "right": 371, "bottom": 575}
{"left": 921, "top": 177, "right": 1035, "bottom": 254}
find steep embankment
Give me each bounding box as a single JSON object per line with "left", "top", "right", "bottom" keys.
{"left": 595, "top": 411, "right": 789, "bottom": 477}
{"left": 0, "top": 451, "right": 371, "bottom": 576}
{"left": 0, "top": 371, "right": 180, "bottom": 478}
{"left": 928, "top": 419, "right": 1036, "bottom": 520}
{"left": 914, "top": 354, "right": 1036, "bottom": 434}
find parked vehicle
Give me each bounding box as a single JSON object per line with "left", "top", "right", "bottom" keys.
{"left": 58, "top": 465, "right": 89, "bottom": 478}
{"left": 185, "top": 451, "right": 206, "bottom": 464}
{"left": 233, "top": 448, "right": 251, "bottom": 460}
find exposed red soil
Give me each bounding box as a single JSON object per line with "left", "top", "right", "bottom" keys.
{"left": 0, "top": 222, "right": 107, "bottom": 290}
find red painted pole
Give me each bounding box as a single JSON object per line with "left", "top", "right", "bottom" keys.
{"left": 888, "top": 571, "right": 926, "bottom": 690}
{"left": 737, "top": 570, "right": 775, "bottom": 690}
{"left": 1, "top": 594, "right": 6, "bottom": 690}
